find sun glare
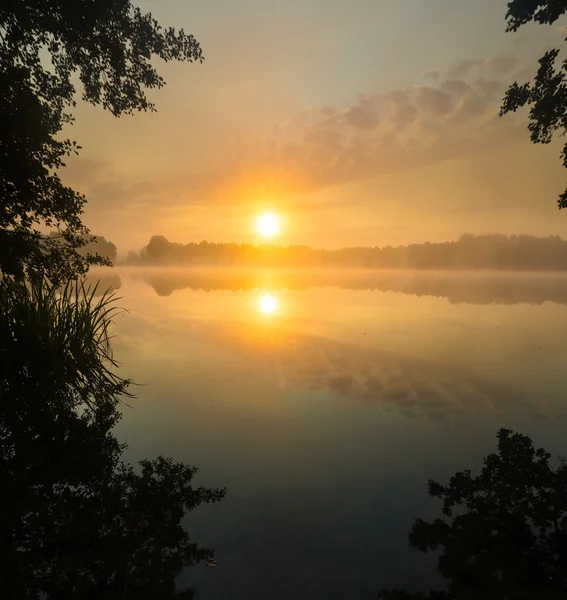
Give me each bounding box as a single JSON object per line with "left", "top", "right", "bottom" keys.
{"left": 258, "top": 293, "right": 277, "bottom": 315}
{"left": 256, "top": 213, "right": 280, "bottom": 238}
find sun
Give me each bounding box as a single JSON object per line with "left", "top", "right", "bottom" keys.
{"left": 256, "top": 212, "right": 280, "bottom": 238}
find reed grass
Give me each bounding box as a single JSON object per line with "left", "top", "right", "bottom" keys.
{"left": 0, "top": 276, "right": 132, "bottom": 409}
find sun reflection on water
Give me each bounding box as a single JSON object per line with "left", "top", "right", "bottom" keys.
{"left": 258, "top": 293, "right": 278, "bottom": 315}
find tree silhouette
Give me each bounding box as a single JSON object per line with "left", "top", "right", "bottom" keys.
{"left": 127, "top": 233, "right": 567, "bottom": 271}
{"left": 501, "top": 0, "right": 567, "bottom": 209}
{"left": 75, "top": 234, "right": 118, "bottom": 262}
{"left": 378, "top": 429, "right": 567, "bottom": 599}
{"left": 1, "top": 406, "right": 225, "bottom": 599}
{"left": 0, "top": 1, "right": 203, "bottom": 281}
{"left": 0, "top": 277, "right": 226, "bottom": 599}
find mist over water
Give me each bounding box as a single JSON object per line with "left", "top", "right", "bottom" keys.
{"left": 124, "top": 266, "right": 567, "bottom": 306}
{"left": 91, "top": 266, "right": 567, "bottom": 599}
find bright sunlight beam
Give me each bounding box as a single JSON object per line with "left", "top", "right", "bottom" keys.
{"left": 256, "top": 213, "right": 280, "bottom": 238}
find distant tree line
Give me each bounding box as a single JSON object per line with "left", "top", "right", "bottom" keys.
{"left": 78, "top": 235, "right": 117, "bottom": 261}
{"left": 123, "top": 234, "right": 567, "bottom": 271}
{"left": 47, "top": 233, "right": 118, "bottom": 262}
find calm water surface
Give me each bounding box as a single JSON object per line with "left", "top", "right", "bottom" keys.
{"left": 94, "top": 267, "right": 567, "bottom": 599}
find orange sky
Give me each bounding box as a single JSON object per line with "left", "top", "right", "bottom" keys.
{"left": 59, "top": 0, "right": 567, "bottom": 253}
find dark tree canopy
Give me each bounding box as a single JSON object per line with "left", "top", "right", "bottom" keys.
{"left": 0, "top": 0, "right": 203, "bottom": 282}
{"left": 505, "top": 0, "right": 567, "bottom": 31}
{"left": 501, "top": 0, "right": 567, "bottom": 208}
{"left": 379, "top": 429, "right": 567, "bottom": 600}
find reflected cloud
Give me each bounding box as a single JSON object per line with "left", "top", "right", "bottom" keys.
{"left": 217, "top": 328, "right": 563, "bottom": 422}
{"left": 119, "top": 309, "right": 567, "bottom": 424}
{"left": 134, "top": 268, "right": 567, "bottom": 307}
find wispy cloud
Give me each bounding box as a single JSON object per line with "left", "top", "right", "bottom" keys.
{"left": 177, "top": 58, "right": 524, "bottom": 201}
{"left": 449, "top": 55, "right": 519, "bottom": 77}
{"left": 66, "top": 53, "right": 530, "bottom": 222}
{"left": 422, "top": 69, "right": 440, "bottom": 81}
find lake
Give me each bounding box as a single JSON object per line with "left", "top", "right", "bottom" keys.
{"left": 94, "top": 267, "right": 567, "bottom": 599}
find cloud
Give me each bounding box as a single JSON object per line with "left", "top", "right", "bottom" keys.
{"left": 61, "top": 158, "right": 157, "bottom": 213}
{"left": 513, "top": 34, "right": 528, "bottom": 46}
{"left": 415, "top": 86, "right": 453, "bottom": 115}
{"left": 450, "top": 58, "right": 482, "bottom": 78}
{"left": 422, "top": 69, "right": 440, "bottom": 81}
{"left": 516, "top": 65, "right": 536, "bottom": 80}
{"left": 482, "top": 55, "right": 518, "bottom": 73}
{"left": 343, "top": 94, "right": 380, "bottom": 129}
{"left": 449, "top": 55, "right": 518, "bottom": 78}
{"left": 177, "top": 69, "right": 522, "bottom": 200}
{"left": 64, "top": 52, "right": 527, "bottom": 219}
{"left": 474, "top": 77, "right": 506, "bottom": 101}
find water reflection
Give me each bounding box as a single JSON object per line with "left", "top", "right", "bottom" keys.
{"left": 134, "top": 268, "right": 567, "bottom": 306}
{"left": 379, "top": 429, "right": 567, "bottom": 599}
{"left": 83, "top": 268, "right": 567, "bottom": 598}
{"left": 82, "top": 272, "right": 122, "bottom": 295}
{"left": 176, "top": 323, "right": 567, "bottom": 421}
{"left": 258, "top": 292, "right": 278, "bottom": 315}
{"left": 92, "top": 266, "right": 567, "bottom": 424}
{"left": 117, "top": 308, "right": 567, "bottom": 423}
{"left": 0, "top": 275, "right": 225, "bottom": 598}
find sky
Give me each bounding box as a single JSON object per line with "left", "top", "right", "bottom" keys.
{"left": 60, "top": 0, "right": 567, "bottom": 253}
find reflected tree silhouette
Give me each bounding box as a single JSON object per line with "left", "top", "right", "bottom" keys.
{"left": 0, "top": 278, "right": 225, "bottom": 599}
{"left": 138, "top": 268, "right": 567, "bottom": 307}
{"left": 378, "top": 429, "right": 567, "bottom": 600}
{"left": 2, "top": 421, "right": 224, "bottom": 599}
{"left": 83, "top": 273, "right": 122, "bottom": 297}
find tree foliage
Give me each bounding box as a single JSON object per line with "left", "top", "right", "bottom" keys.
{"left": 78, "top": 235, "right": 118, "bottom": 261}
{"left": 501, "top": 0, "right": 567, "bottom": 208}
{"left": 0, "top": 0, "right": 203, "bottom": 281}
{"left": 378, "top": 428, "right": 567, "bottom": 599}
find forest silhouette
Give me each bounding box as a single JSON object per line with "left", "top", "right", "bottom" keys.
{"left": 125, "top": 234, "right": 567, "bottom": 271}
